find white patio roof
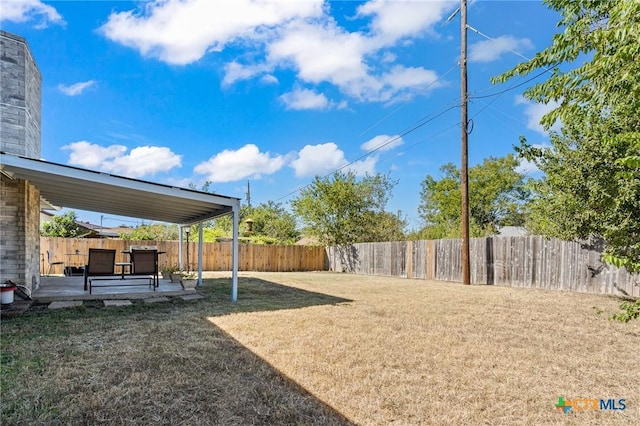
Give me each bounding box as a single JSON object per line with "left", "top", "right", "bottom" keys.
{"left": 1, "top": 151, "right": 241, "bottom": 301}
{"left": 0, "top": 152, "right": 240, "bottom": 225}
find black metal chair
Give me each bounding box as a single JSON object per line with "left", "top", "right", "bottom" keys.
{"left": 130, "top": 250, "right": 159, "bottom": 288}
{"left": 84, "top": 249, "right": 116, "bottom": 293}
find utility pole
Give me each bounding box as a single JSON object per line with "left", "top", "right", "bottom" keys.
{"left": 460, "top": 0, "right": 471, "bottom": 285}
{"left": 246, "top": 180, "right": 251, "bottom": 208}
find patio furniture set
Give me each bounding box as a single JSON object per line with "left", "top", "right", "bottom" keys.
{"left": 83, "top": 247, "right": 164, "bottom": 294}
{"left": 49, "top": 247, "right": 163, "bottom": 294}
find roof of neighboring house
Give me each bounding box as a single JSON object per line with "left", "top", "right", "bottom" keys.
{"left": 74, "top": 221, "right": 122, "bottom": 238}
{"left": 1, "top": 152, "right": 240, "bottom": 225}
{"left": 497, "top": 226, "right": 528, "bottom": 237}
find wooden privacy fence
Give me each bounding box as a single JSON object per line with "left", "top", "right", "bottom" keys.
{"left": 326, "top": 236, "right": 640, "bottom": 298}
{"left": 41, "top": 237, "right": 327, "bottom": 274}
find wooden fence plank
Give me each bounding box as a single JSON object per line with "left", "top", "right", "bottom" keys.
{"left": 41, "top": 236, "right": 638, "bottom": 297}
{"left": 41, "top": 237, "right": 326, "bottom": 273}
{"left": 324, "top": 237, "right": 639, "bottom": 298}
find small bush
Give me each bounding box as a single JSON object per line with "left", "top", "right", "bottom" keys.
{"left": 609, "top": 299, "right": 640, "bottom": 323}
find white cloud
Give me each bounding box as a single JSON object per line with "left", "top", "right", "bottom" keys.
{"left": 383, "top": 66, "right": 438, "bottom": 89}
{"left": 62, "top": 141, "right": 181, "bottom": 178}
{"left": 261, "top": 74, "right": 279, "bottom": 85}
{"left": 194, "top": 144, "right": 285, "bottom": 182}
{"left": 99, "top": 0, "right": 452, "bottom": 104}
{"left": 99, "top": 0, "right": 323, "bottom": 65}
{"left": 515, "top": 95, "right": 561, "bottom": 135}
{"left": 380, "top": 51, "right": 396, "bottom": 63}
{"left": 108, "top": 146, "right": 182, "bottom": 177}
{"left": 62, "top": 141, "right": 126, "bottom": 168}
{"left": 360, "top": 134, "right": 404, "bottom": 152}
{"left": 290, "top": 143, "right": 347, "bottom": 177}
{"left": 357, "top": 0, "right": 453, "bottom": 44}
{"left": 280, "top": 87, "right": 331, "bottom": 110}
{"left": 469, "top": 35, "right": 533, "bottom": 63}
{"left": 222, "top": 61, "right": 270, "bottom": 86}
{"left": 343, "top": 156, "right": 378, "bottom": 176}
{"left": 0, "top": 0, "right": 65, "bottom": 27}
{"left": 267, "top": 21, "right": 443, "bottom": 102}
{"left": 380, "top": 65, "right": 441, "bottom": 101}
{"left": 57, "top": 80, "right": 96, "bottom": 96}
{"left": 268, "top": 20, "right": 373, "bottom": 92}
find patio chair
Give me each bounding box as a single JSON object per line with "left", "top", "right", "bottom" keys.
{"left": 84, "top": 249, "right": 116, "bottom": 292}
{"left": 46, "top": 250, "right": 64, "bottom": 275}
{"left": 130, "top": 249, "right": 159, "bottom": 289}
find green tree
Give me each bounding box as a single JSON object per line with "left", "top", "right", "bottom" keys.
{"left": 245, "top": 201, "right": 299, "bottom": 244}
{"left": 291, "top": 171, "right": 403, "bottom": 246}
{"left": 196, "top": 202, "right": 299, "bottom": 244}
{"left": 362, "top": 210, "right": 408, "bottom": 242}
{"left": 120, "top": 224, "right": 179, "bottom": 241}
{"left": 493, "top": 0, "right": 640, "bottom": 272}
{"left": 41, "top": 211, "right": 84, "bottom": 237}
{"left": 417, "top": 155, "right": 529, "bottom": 239}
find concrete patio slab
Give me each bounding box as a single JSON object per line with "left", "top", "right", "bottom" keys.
{"left": 49, "top": 301, "right": 83, "bottom": 310}
{"left": 103, "top": 300, "right": 132, "bottom": 307}
{"left": 34, "top": 276, "right": 190, "bottom": 303}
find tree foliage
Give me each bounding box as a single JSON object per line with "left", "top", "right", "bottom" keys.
{"left": 494, "top": 0, "right": 640, "bottom": 272}
{"left": 200, "top": 202, "right": 299, "bottom": 244}
{"left": 185, "top": 182, "right": 299, "bottom": 244}
{"left": 291, "top": 171, "right": 404, "bottom": 246}
{"left": 41, "top": 211, "right": 84, "bottom": 238}
{"left": 120, "top": 224, "right": 179, "bottom": 241}
{"left": 417, "top": 155, "right": 529, "bottom": 239}
{"left": 245, "top": 201, "right": 299, "bottom": 244}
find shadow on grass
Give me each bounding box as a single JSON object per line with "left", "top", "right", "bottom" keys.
{"left": 1, "top": 277, "right": 354, "bottom": 424}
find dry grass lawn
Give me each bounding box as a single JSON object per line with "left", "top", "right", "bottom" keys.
{"left": 2, "top": 271, "right": 639, "bottom": 425}
{"left": 211, "top": 272, "right": 640, "bottom": 425}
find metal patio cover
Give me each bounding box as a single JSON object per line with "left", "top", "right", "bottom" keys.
{"left": 0, "top": 152, "right": 240, "bottom": 225}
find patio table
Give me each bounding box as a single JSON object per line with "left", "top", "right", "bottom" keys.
{"left": 64, "top": 252, "right": 86, "bottom": 276}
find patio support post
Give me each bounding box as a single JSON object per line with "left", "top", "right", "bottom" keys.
{"left": 197, "top": 223, "right": 203, "bottom": 286}
{"left": 231, "top": 201, "right": 239, "bottom": 302}
{"left": 178, "top": 226, "right": 184, "bottom": 273}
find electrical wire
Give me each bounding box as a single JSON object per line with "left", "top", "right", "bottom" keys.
{"left": 274, "top": 20, "right": 553, "bottom": 203}
{"left": 275, "top": 102, "right": 461, "bottom": 202}
{"left": 468, "top": 67, "right": 553, "bottom": 100}
{"left": 359, "top": 63, "right": 459, "bottom": 137}
{"left": 466, "top": 24, "right": 531, "bottom": 61}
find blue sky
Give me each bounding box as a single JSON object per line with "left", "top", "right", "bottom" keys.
{"left": 1, "top": 0, "right": 560, "bottom": 230}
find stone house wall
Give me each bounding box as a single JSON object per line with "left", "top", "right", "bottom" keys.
{"left": 0, "top": 31, "right": 42, "bottom": 291}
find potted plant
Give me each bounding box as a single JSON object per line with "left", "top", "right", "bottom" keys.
{"left": 180, "top": 272, "right": 198, "bottom": 290}
{"left": 161, "top": 265, "right": 180, "bottom": 282}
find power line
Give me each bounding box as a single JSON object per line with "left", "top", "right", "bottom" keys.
{"left": 274, "top": 102, "right": 461, "bottom": 202}
{"left": 470, "top": 98, "right": 530, "bottom": 131}
{"left": 274, "top": 64, "right": 546, "bottom": 203}
{"left": 462, "top": 21, "right": 554, "bottom": 100}
{"left": 466, "top": 24, "right": 531, "bottom": 61}
{"left": 373, "top": 121, "right": 461, "bottom": 167}
{"left": 359, "top": 63, "right": 459, "bottom": 137}
{"left": 274, "top": 8, "right": 550, "bottom": 206}
{"left": 468, "top": 67, "right": 553, "bottom": 100}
